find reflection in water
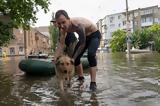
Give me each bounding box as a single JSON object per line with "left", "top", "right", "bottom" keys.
{"left": 0, "top": 57, "right": 23, "bottom": 106}
{"left": 0, "top": 53, "right": 160, "bottom": 106}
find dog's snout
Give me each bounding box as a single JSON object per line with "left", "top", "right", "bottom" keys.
{"left": 64, "top": 70, "right": 67, "bottom": 73}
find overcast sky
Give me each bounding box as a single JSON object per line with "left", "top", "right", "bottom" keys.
{"left": 35, "top": 0, "right": 160, "bottom": 27}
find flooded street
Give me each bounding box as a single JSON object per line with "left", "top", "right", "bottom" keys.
{"left": 0, "top": 53, "right": 160, "bottom": 106}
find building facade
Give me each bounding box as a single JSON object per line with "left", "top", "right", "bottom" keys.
{"left": 97, "top": 5, "right": 160, "bottom": 47}
{"left": 0, "top": 28, "right": 50, "bottom": 57}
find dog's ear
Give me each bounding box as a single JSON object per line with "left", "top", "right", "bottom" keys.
{"left": 70, "top": 59, "right": 74, "bottom": 65}
{"left": 55, "top": 55, "right": 62, "bottom": 66}
{"left": 56, "top": 56, "right": 62, "bottom": 61}
{"left": 55, "top": 60, "right": 60, "bottom": 66}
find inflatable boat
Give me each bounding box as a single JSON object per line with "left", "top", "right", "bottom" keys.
{"left": 19, "top": 58, "right": 89, "bottom": 75}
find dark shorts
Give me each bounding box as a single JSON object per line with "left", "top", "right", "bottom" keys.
{"left": 74, "top": 30, "right": 101, "bottom": 67}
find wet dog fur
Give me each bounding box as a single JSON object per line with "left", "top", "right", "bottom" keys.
{"left": 55, "top": 55, "right": 75, "bottom": 91}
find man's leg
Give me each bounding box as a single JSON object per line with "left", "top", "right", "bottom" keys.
{"left": 75, "top": 63, "right": 83, "bottom": 77}
{"left": 89, "top": 66, "right": 97, "bottom": 82}
{"left": 87, "top": 37, "right": 100, "bottom": 91}
{"left": 73, "top": 41, "right": 87, "bottom": 81}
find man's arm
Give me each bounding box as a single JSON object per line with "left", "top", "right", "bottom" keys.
{"left": 54, "top": 29, "right": 66, "bottom": 60}
{"left": 72, "top": 25, "right": 86, "bottom": 60}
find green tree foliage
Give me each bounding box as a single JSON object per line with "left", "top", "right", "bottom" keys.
{"left": 109, "top": 29, "right": 126, "bottom": 52}
{"left": 0, "top": 0, "right": 50, "bottom": 46}
{"left": 49, "top": 24, "right": 58, "bottom": 52}
{"left": 148, "top": 24, "right": 160, "bottom": 52}
{"left": 0, "top": 22, "right": 13, "bottom": 46}
{"left": 108, "top": 24, "right": 160, "bottom": 52}
{"left": 132, "top": 28, "right": 152, "bottom": 49}
{"left": 131, "top": 29, "right": 140, "bottom": 48}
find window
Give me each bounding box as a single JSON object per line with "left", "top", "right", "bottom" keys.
{"left": 118, "top": 23, "right": 121, "bottom": 27}
{"left": 103, "top": 25, "right": 107, "bottom": 30}
{"left": 146, "top": 17, "right": 152, "bottom": 22}
{"left": 155, "top": 18, "right": 158, "bottom": 22}
{"left": 19, "top": 47, "right": 23, "bottom": 52}
{"left": 141, "top": 18, "right": 146, "bottom": 23}
{"left": 110, "top": 17, "right": 114, "bottom": 23}
{"left": 118, "top": 15, "right": 121, "bottom": 19}
{"left": 123, "top": 21, "right": 126, "bottom": 26}
{"left": 10, "top": 47, "right": 15, "bottom": 55}
{"left": 141, "top": 17, "right": 153, "bottom": 23}
{"left": 158, "top": 18, "right": 160, "bottom": 23}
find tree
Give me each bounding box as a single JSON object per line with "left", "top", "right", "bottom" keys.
{"left": 0, "top": 0, "right": 50, "bottom": 46}
{"left": 109, "top": 29, "right": 127, "bottom": 52}
{"left": 132, "top": 28, "right": 152, "bottom": 49}
{"left": 148, "top": 24, "right": 160, "bottom": 52}
{"left": 0, "top": 21, "right": 13, "bottom": 46}
{"left": 49, "top": 24, "right": 58, "bottom": 52}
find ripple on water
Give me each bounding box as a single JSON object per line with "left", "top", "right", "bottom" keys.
{"left": 128, "top": 90, "right": 158, "bottom": 102}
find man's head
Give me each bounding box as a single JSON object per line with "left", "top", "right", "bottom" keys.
{"left": 55, "top": 10, "right": 71, "bottom": 31}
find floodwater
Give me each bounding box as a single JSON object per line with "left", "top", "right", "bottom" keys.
{"left": 0, "top": 53, "right": 160, "bottom": 106}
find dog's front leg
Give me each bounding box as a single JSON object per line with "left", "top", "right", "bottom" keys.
{"left": 67, "top": 75, "right": 71, "bottom": 88}
{"left": 59, "top": 79, "right": 64, "bottom": 91}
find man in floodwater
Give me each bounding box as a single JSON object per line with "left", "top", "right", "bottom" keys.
{"left": 54, "top": 10, "right": 101, "bottom": 91}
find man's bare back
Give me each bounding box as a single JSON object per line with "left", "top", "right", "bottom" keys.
{"left": 69, "top": 17, "right": 98, "bottom": 36}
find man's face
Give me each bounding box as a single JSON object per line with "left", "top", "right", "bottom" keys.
{"left": 56, "top": 14, "right": 70, "bottom": 31}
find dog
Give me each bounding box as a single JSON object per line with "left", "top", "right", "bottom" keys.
{"left": 55, "top": 55, "right": 75, "bottom": 91}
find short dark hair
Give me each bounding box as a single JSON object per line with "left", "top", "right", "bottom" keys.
{"left": 55, "top": 10, "right": 70, "bottom": 19}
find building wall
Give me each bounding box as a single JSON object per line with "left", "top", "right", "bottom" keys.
{"left": 1, "top": 28, "right": 24, "bottom": 56}
{"left": 0, "top": 28, "right": 50, "bottom": 57}
{"left": 97, "top": 5, "right": 160, "bottom": 47}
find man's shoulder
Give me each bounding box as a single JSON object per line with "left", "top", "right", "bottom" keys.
{"left": 71, "top": 17, "right": 92, "bottom": 23}
{"left": 71, "top": 17, "right": 95, "bottom": 27}
{"left": 71, "top": 17, "right": 86, "bottom": 20}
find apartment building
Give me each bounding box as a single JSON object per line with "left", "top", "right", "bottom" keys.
{"left": 97, "top": 5, "right": 160, "bottom": 47}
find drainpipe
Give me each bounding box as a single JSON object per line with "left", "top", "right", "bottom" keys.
{"left": 24, "top": 30, "right": 27, "bottom": 59}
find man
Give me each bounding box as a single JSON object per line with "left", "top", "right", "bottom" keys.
{"left": 51, "top": 16, "right": 78, "bottom": 57}
{"left": 54, "top": 10, "right": 101, "bottom": 91}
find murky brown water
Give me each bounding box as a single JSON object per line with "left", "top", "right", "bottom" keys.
{"left": 0, "top": 53, "right": 160, "bottom": 106}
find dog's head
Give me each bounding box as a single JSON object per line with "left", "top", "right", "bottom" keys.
{"left": 55, "top": 55, "right": 74, "bottom": 74}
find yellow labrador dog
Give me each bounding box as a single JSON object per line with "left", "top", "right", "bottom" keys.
{"left": 55, "top": 55, "right": 75, "bottom": 91}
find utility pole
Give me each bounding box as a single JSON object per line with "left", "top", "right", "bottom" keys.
{"left": 126, "top": 0, "right": 131, "bottom": 56}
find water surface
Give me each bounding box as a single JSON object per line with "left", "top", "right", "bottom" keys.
{"left": 0, "top": 53, "right": 160, "bottom": 106}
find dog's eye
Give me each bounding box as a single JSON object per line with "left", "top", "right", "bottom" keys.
{"left": 66, "top": 63, "right": 69, "bottom": 65}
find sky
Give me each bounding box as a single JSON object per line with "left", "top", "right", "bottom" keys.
{"left": 35, "top": 0, "right": 160, "bottom": 27}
